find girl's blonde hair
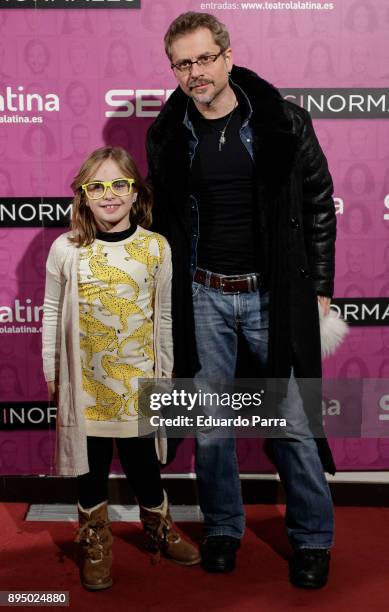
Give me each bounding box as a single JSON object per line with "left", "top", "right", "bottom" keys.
{"left": 69, "top": 146, "right": 153, "bottom": 247}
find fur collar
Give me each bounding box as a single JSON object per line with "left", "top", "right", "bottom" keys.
{"left": 151, "top": 65, "right": 290, "bottom": 133}
{"left": 148, "top": 65, "right": 300, "bottom": 191}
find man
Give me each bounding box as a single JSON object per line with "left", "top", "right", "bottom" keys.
{"left": 147, "top": 12, "right": 336, "bottom": 588}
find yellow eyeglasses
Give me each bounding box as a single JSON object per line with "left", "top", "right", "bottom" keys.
{"left": 81, "top": 178, "right": 135, "bottom": 200}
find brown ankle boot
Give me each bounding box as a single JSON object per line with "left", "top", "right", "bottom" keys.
{"left": 139, "top": 492, "right": 201, "bottom": 566}
{"left": 75, "top": 501, "right": 113, "bottom": 590}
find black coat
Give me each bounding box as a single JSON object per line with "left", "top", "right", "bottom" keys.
{"left": 147, "top": 65, "right": 337, "bottom": 473}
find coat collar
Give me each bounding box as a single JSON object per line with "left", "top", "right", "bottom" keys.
{"left": 231, "top": 66, "right": 300, "bottom": 192}
{"left": 151, "top": 65, "right": 293, "bottom": 136}
{"left": 149, "top": 65, "right": 299, "bottom": 190}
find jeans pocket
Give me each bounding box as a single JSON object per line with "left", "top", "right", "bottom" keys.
{"left": 192, "top": 281, "right": 202, "bottom": 298}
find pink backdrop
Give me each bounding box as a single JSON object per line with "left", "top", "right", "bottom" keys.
{"left": 0, "top": 0, "right": 389, "bottom": 474}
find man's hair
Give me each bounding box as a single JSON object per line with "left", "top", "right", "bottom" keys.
{"left": 164, "top": 11, "right": 230, "bottom": 61}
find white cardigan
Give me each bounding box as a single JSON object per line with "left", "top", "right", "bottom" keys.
{"left": 42, "top": 230, "right": 173, "bottom": 476}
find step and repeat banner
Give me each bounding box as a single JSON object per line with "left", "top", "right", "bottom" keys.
{"left": 0, "top": 0, "right": 388, "bottom": 474}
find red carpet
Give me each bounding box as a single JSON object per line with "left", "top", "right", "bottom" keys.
{"left": 1, "top": 503, "right": 388, "bottom": 611}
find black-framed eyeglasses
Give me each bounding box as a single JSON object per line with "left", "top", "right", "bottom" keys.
{"left": 171, "top": 50, "right": 225, "bottom": 73}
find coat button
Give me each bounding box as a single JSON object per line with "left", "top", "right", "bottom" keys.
{"left": 290, "top": 217, "right": 300, "bottom": 229}
{"left": 299, "top": 267, "right": 310, "bottom": 279}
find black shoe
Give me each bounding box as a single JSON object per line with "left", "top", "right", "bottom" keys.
{"left": 289, "top": 549, "right": 330, "bottom": 589}
{"left": 200, "top": 536, "right": 241, "bottom": 573}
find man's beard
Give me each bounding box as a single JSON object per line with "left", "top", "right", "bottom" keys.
{"left": 189, "top": 79, "right": 214, "bottom": 105}
{"left": 192, "top": 91, "right": 215, "bottom": 105}
{"left": 189, "top": 80, "right": 227, "bottom": 107}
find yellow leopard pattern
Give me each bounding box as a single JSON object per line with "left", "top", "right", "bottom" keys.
{"left": 78, "top": 232, "right": 165, "bottom": 423}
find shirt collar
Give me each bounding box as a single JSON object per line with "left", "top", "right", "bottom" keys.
{"left": 182, "top": 78, "right": 253, "bottom": 130}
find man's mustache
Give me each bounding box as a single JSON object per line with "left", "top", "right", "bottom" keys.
{"left": 189, "top": 79, "right": 213, "bottom": 90}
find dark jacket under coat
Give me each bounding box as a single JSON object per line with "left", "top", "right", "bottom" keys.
{"left": 146, "top": 65, "right": 337, "bottom": 473}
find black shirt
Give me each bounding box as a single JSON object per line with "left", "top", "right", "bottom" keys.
{"left": 189, "top": 101, "right": 259, "bottom": 275}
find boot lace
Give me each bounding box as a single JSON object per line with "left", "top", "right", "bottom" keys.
{"left": 74, "top": 519, "right": 111, "bottom": 563}
{"left": 142, "top": 513, "right": 180, "bottom": 564}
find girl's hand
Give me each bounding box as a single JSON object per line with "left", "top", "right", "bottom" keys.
{"left": 47, "top": 381, "right": 58, "bottom": 404}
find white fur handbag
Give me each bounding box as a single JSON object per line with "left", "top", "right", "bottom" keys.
{"left": 319, "top": 302, "right": 349, "bottom": 359}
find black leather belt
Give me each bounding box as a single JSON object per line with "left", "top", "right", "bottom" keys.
{"left": 194, "top": 269, "right": 260, "bottom": 294}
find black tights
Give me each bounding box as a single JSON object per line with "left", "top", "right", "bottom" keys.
{"left": 77, "top": 436, "right": 164, "bottom": 509}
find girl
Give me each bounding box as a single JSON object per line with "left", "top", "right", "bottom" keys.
{"left": 42, "top": 146, "right": 200, "bottom": 591}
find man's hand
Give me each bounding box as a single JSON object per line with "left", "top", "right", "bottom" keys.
{"left": 318, "top": 296, "right": 331, "bottom": 316}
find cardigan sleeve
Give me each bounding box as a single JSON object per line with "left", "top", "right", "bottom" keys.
{"left": 155, "top": 237, "right": 173, "bottom": 378}
{"left": 42, "top": 239, "right": 66, "bottom": 382}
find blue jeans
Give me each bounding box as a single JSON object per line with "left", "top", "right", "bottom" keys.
{"left": 192, "top": 275, "right": 334, "bottom": 549}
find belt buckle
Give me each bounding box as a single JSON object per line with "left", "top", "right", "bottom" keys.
{"left": 220, "top": 277, "right": 235, "bottom": 295}
{"left": 220, "top": 274, "right": 259, "bottom": 294}
{"left": 220, "top": 276, "right": 239, "bottom": 295}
